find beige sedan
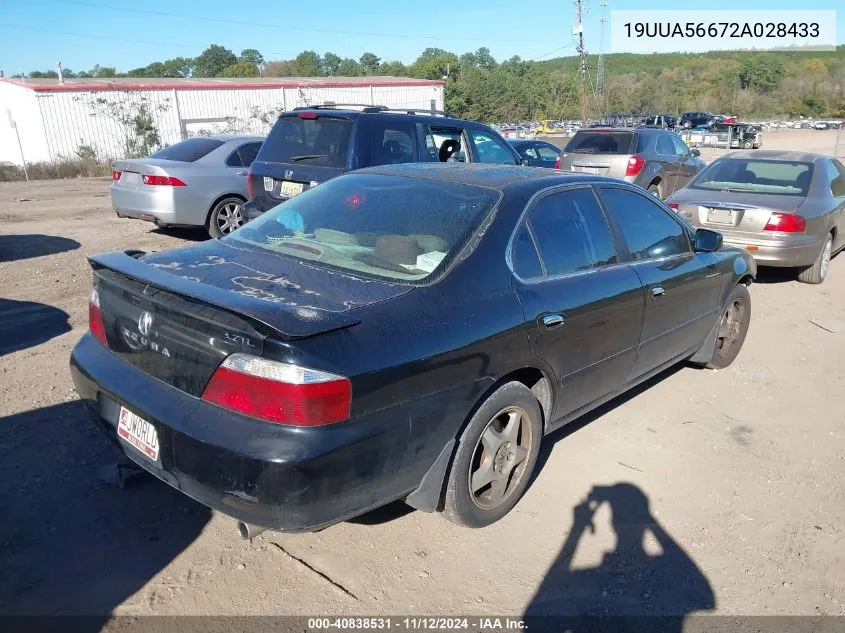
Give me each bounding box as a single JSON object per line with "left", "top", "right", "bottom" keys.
{"left": 666, "top": 150, "right": 845, "bottom": 284}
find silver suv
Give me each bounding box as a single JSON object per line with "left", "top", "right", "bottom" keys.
{"left": 559, "top": 127, "right": 706, "bottom": 198}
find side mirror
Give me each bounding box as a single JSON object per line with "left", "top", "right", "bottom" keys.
{"left": 691, "top": 148, "right": 701, "bottom": 157}
{"left": 694, "top": 228, "right": 722, "bottom": 252}
{"left": 521, "top": 158, "right": 531, "bottom": 166}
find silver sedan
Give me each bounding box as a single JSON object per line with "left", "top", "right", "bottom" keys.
{"left": 111, "top": 135, "right": 265, "bottom": 238}
{"left": 667, "top": 150, "right": 845, "bottom": 284}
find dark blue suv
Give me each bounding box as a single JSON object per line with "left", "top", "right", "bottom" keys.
{"left": 243, "top": 105, "right": 523, "bottom": 221}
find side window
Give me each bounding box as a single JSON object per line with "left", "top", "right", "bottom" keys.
{"left": 371, "top": 121, "right": 419, "bottom": 165}
{"left": 225, "top": 149, "right": 243, "bottom": 167}
{"left": 525, "top": 188, "right": 617, "bottom": 277}
{"left": 656, "top": 134, "right": 675, "bottom": 156}
{"left": 469, "top": 130, "right": 517, "bottom": 165}
{"left": 599, "top": 187, "right": 691, "bottom": 260}
{"left": 426, "top": 127, "right": 465, "bottom": 162}
{"left": 237, "top": 142, "right": 262, "bottom": 167}
{"left": 537, "top": 145, "right": 559, "bottom": 160}
{"left": 826, "top": 160, "right": 845, "bottom": 197}
{"left": 511, "top": 225, "right": 543, "bottom": 279}
{"left": 521, "top": 146, "right": 540, "bottom": 160}
{"left": 670, "top": 135, "right": 691, "bottom": 156}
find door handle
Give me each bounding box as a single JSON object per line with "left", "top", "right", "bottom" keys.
{"left": 541, "top": 314, "right": 565, "bottom": 329}
{"left": 650, "top": 286, "right": 666, "bottom": 299}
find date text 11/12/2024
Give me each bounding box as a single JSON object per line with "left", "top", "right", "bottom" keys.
{"left": 307, "top": 618, "right": 526, "bottom": 631}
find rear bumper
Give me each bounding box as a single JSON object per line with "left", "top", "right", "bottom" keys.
{"left": 69, "top": 334, "right": 457, "bottom": 532}
{"left": 722, "top": 234, "right": 822, "bottom": 268}
{"left": 242, "top": 199, "right": 266, "bottom": 223}
{"left": 110, "top": 184, "right": 204, "bottom": 226}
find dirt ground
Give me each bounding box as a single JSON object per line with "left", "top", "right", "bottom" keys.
{"left": 1, "top": 129, "right": 844, "bottom": 619}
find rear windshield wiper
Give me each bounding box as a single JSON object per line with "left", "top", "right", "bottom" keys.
{"left": 288, "top": 154, "right": 328, "bottom": 162}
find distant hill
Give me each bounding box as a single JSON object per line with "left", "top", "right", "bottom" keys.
{"left": 529, "top": 46, "right": 845, "bottom": 120}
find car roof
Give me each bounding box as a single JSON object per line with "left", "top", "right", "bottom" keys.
{"left": 354, "top": 162, "right": 617, "bottom": 190}
{"left": 578, "top": 127, "right": 643, "bottom": 133}
{"left": 721, "top": 149, "right": 831, "bottom": 162}
{"left": 281, "top": 108, "right": 484, "bottom": 126}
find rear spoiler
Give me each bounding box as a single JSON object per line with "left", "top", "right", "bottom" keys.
{"left": 88, "top": 251, "right": 360, "bottom": 340}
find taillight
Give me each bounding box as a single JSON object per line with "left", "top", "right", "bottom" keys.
{"left": 201, "top": 354, "right": 352, "bottom": 426}
{"left": 142, "top": 175, "right": 187, "bottom": 186}
{"left": 88, "top": 287, "right": 107, "bottom": 346}
{"left": 625, "top": 155, "right": 646, "bottom": 176}
{"left": 112, "top": 170, "right": 122, "bottom": 181}
{"left": 554, "top": 154, "right": 561, "bottom": 170}
{"left": 764, "top": 212, "right": 806, "bottom": 233}
{"left": 247, "top": 168, "right": 254, "bottom": 199}
{"left": 667, "top": 202, "right": 679, "bottom": 212}
{"left": 297, "top": 112, "right": 318, "bottom": 119}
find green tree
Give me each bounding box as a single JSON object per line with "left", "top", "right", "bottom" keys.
{"left": 220, "top": 61, "right": 260, "bottom": 77}
{"left": 239, "top": 49, "right": 265, "bottom": 72}
{"left": 292, "top": 50, "right": 323, "bottom": 76}
{"left": 378, "top": 60, "right": 407, "bottom": 76}
{"left": 359, "top": 52, "right": 381, "bottom": 75}
{"left": 194, "top": 44, "right": 238, "bottom": 77}
{"left": 322, "top": 52, "right": 342, "bottom": 76}
{"left": 337, "top": 58, "right": 361, "bottom": 76}
{"left": 474, "top": 47, "right": 496, "bottom": 70}
{"left": 411, "top": 48, "right": 459, "bottom": 80}
{"left": 737, "top": 56, "right": 784, "bottom": 93}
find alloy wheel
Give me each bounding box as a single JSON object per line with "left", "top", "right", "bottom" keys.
{"left": 820, "top": 237, "right": 832, "bottom": 280}
{"left": 716, "top": 298, "right": 747, "bottom": 358}
{"left": 468, "top": 406, "right": 533, "bottom": 510}
{"left": 216, "top": 202, "right": 244, "bottom": 234}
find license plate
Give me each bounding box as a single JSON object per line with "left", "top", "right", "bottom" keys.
{"left": 575, "top": 166, "right": 601, "bottom": 175}
{"left": 123, "top": 172, "right": 141, "bottom": 186}
{"left": 707, "top": 208, "right": 736, "bottom": 225}
{"left": 280, "top": 181, "right": 304, "bottom": 198}
{"left": 117, "top": 406, "right": 159, "bottom": 462}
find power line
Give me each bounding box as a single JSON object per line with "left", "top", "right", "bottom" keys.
{"left": 528, "top": 42, "right": 577, "bottom": 62}
{"left": 56, "top": 0, "right": 560, "bottom": 43}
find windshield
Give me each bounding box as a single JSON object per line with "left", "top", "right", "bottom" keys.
{"left": 258, "top": 115, "right": 353, "bottom": 167}
{"left": 690, "top": 158, "right": 813, "bottom": 196}
{"left": 226, "top": 173, "right": 500, "bottom": 283}
{"left": 564, "top": 131, "right": 635, "bottom": 154}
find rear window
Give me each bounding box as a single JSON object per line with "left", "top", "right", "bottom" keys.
{"left": 227, "top": 173, "right": 500, "bottom": 283}
{"left": 149, "top": 138, "right": 224, "bottom": 162}
{"left": 690, "top": 158, "right": 813, "bottom": 196}
{"left": 259, "top": 115, "right": 353, "bottom": 168}
{"left": 564, "top": 131, "right": 635, "bottom": 154}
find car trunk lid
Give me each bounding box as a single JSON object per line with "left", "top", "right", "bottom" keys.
{"left": 675, "top": 191, "right": 807, "bottom": 234}
{"left": 89, "top": 240, "right": 410, "bottom": 395}
{"left": 112, "top": 159, "right": 184, "bottom": 188}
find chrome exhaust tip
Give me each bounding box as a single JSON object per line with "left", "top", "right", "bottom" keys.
{"left": 237, "top": 521, "right": 266, "bottom": 540}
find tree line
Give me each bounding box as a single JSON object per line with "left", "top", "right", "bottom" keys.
{"left": 15, "top": 44, "right": 845, "bottom": 120}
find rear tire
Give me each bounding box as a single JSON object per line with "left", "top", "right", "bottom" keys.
{"left": 208, "top": 197, "right": 245, "bottom": 239}
{"left": 797, "top": 234, "right": 832, "bottom": 285}
{"left": 442, "top": 382, "right": 543, "bottom": 528}
{"left": 701, "top": 284, "right": 751, "bottom": 370}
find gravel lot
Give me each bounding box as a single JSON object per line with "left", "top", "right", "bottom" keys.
{"left": 1, "top": 129, "right": 844, "bottom": 619}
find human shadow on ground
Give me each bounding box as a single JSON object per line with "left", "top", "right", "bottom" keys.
{"left": 524, "top": 482, "right": 714, "bottom": 632}
{"left": 0, "top": 401, "right": 210, "bottom": 622}
{"left": 0, "top": 234, "right": 80, "bottom": 263}
{"left": 0, "top": 298, "right": 71, "bottom": 356}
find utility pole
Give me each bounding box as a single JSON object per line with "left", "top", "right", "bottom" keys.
{"left": 573, "top": 0, "right": 589, "bottom": 127}
{"left": 597, "top": 2, "right": 607, "bottom": 100}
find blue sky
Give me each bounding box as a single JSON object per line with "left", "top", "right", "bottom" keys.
{"left": 1, "top": 0, "right": 842, "bottom": 74}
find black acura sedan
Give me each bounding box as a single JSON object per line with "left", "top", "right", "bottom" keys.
{"left": 70, "top": 163, "right": 755, "bottom": 534}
